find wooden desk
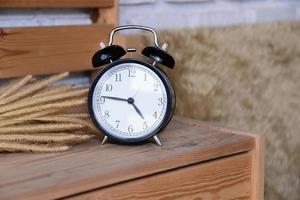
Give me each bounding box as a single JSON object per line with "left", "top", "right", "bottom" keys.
{"left": 0, "top": 116, "right": 264, "bottom": 200}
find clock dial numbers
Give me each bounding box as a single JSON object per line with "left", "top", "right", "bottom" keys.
{"left": 92, "top": 63, "right": 168, "bottom": 140}
{"left": 128, "top": 69, "right": 136, "bottom": 78}
{"left": 99, "top": 96, "right": 105, "bottom": 103}
{"left": 143, "top": 122, "right": 148, "bottom": 130}
{"left": 153, "top": 111, "right": 158, "bottom": 119}
{"left": 153, "top": 83, "right": 159, "bottom": 91}
{"left": 115, "top": 120, "right": 120, "bottom": 128}
{"left": 104, "top": 111, "right": 110, "bottom": 118}
{"left": 128, "top": 125, "right": 134, "bottom": 133}
{"left": 158, "top": 98, "right": 163, "bottom": 106}
{"left": 115, "top": 73, "right": 122, "bottom": 82}
{"left": 105, "top": 84, "right": 113, "bottom": 92}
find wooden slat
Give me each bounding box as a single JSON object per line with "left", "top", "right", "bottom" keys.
{"left": 250, "top": 134, "right": 264, "bottom": 200}
{"left": 0, "top": 116, "right": 254, "bottom": 200}
{"left": 92, "top": 0, "right": 119, "bottom": 25}
{"left": 0, "top": 0, "right": 113, "bottom": 8}
{"left": 0, "top": 25, "right": 113, "bottom": 78}
{"left": 70, "top": 153, "right": 252, "bottom": 200}
{"left": 204, "top": 123, "right": 265, "bottom": 200}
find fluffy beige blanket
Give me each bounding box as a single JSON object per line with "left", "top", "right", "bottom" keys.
{"left": 160, "top": 22, "right": 300, "bottom": 200}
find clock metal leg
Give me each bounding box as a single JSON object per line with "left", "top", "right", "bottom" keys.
{"left": 101, "top": 136, "right": 108, "bottom": 145}
{"left": 153, "top": 135, "right": 162, "bottom": 146}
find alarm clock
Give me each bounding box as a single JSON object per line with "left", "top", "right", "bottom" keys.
{"left": 88, "top": 25, "right": 175, "bottom": 146}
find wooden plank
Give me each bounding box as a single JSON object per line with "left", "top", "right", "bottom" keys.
{"left": 0, "top": 25, "right": 113, "bottom": 78}
{"left": 206, "top": 124, "right": 264, "bottom": 200}
{"left": 92, "top": 0, "right": 119, "bottom": 25}
{"left": 0, "top": 116, "right": 254, "bottom": 200}
{"left": 0, "top": 0, "right": 113, "bottom": 8}
{"left": 70, "top": 153, "right": 252, "bottom": 200}
{"left": 250, "top": 135, "right": 264, "bottom": 200}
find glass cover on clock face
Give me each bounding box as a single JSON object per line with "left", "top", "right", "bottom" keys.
{"left": 91, "top": 62, "right": 168, "bottom": 140}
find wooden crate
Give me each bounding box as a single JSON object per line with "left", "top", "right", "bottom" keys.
{"left": 0, "top": 116, "right": 264, "bottom": 200}
{"left": 0, "top": 0, "right": 119, "bottom": 78}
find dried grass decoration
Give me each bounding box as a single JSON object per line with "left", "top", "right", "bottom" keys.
{"left": 0, "top": 72, "right": 99, "bottom": 152}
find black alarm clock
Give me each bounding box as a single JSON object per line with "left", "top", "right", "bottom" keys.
{"left": 88, "top": 25, "right": 175, "bottom": 146}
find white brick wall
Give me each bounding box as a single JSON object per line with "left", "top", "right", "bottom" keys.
{"left": 120, "top": 0, "right": 300, "bottom": 28}
{"left": 0, "top": 9, "right": 91, "bottom": 27}
{"left": 0, "top": 0, "right": 299, "bottom": 29}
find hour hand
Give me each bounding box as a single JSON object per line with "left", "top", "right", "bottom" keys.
{"left": 101, "top": 96, "right": 128, "bottom": 102}
{"left": 132, "top": 103, "right": 144, "bottom": 119}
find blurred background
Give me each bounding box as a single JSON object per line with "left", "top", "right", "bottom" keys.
{"left": 1, "top": 0, "right": 300, "bottom": 28}
{"left": 1, "top": 1, "right": 299, "bottom": 200}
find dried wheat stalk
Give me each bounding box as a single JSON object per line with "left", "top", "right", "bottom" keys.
{"left": 0, "top": 88, "right": 88, "bottom": 114}
{"left": 0, "top": 75, "right": 32, "bottom": 100}
{"left": 34, "top": 116, "right": 98, "bottom": 132}
{"left": 0, "top": 133, "right": 93, "bottom": 143}
{"left": 31, "top": 85, "right": 73, "bottom": 99}
{"left": 56, "top": 113, "right": 89, "bottom": 118}
{"left": 0, "top": 142, "right": 70, "bottom": 152}
{"left": 0, "top": 123, "right": 84, "bottom": 134}
{"left": 1, "top": 98, "right": 86, "bottom": 118}
{"left": 0, "top": 72, "right": 69, "bottom": 105}
{"left": 0, "top": 109, "right": 58, "bottom": 127}
{"left": 0, "top": 77, "right": 27, "bottom": 94}
{"left": 0, "top": 72, "right": 98, "bottom": 153}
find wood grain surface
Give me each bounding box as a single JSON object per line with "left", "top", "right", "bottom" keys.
{"left": 0, "top": 25, "right": 113, "bottom": 78}
{"left": 0, "top": 0, "right": 113, "bottom": 8}
{"left": 0, "top": 116, "right": 254, "bottom": 200}
{"left": 96, "top": 0, "right": 119, "bottom": 25}
{"left": 199, "top": 122, "right": 265, "bottom": 200}
{"left": 70, "top": 153, "right": 252, "bottom": 200}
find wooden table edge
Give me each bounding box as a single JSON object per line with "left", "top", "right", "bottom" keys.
{"left": 1, "top": 116, "right": 260, "bottom": 200}
{"left": 177, "top": 116, "right": 265, "bottom": 200}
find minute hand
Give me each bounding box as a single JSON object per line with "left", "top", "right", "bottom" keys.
{"left": 102, "top": 96, "right": 128, "bottom": 102}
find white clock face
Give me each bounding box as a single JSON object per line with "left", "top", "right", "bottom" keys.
{"left": 91, "top": 62, "right": 168, "bottom": 140}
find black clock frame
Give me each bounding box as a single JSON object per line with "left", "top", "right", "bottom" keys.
{"left": 88, "top": 58, "right": 176, "bottom": 144}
